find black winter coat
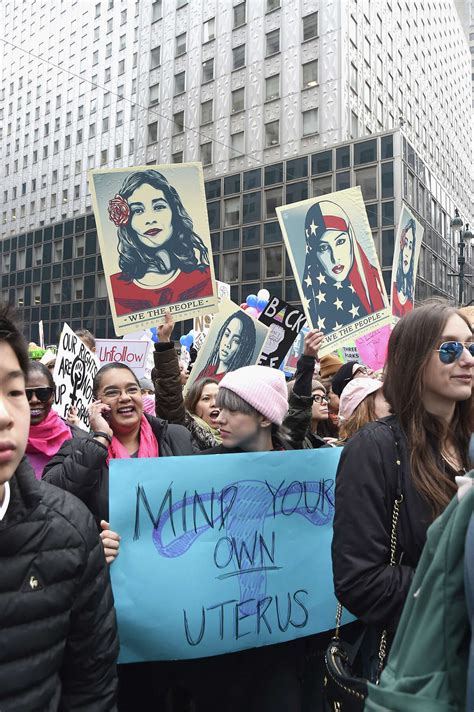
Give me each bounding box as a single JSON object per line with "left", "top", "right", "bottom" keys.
{"left": 332, "top": 416, "right": 433, "bottom": 632}
{"left": 43, "top": 414, "right": 194, "bottom": 524}
{"left": 0, "top": 458, "right": 118, "bottom": 711}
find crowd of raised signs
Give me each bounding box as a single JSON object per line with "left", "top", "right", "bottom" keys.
{"left": 0, "top": 299, "right": 473, "bottom": 712}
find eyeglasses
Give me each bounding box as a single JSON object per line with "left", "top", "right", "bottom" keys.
{"left": 99, "top": 385, "right": 141, "bottom": 400}
{"left": 435, "top": 341, "right": 474, "bottom": 364}
{"left": 25, "top": 387, "right": 54, "bottom": 403}
{"left": 312, "top": 394, "right": 329, "bottom": 404}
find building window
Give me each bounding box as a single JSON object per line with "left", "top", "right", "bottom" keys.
{"left": 202, "top": 58, "right": 214, "bottom": 83}
{"left": 152, "top": 0, "right": 162, "bottom": 21}
{"left": 203, "top": 17, "right": 215, "bottom": 42}
{"left": 201, "top": 142, "right": 212, "bottom": 165}
{"left": 92, "top": 50, "right": 99, "bottom": 65}
{"left": 147, "top": 122, "right": 158, "bottom": 144}
{"left": 102, "top": 117, "right": 109, "bottom": 132}
{"left": 233, "top": 45, "right": 245, "bottom": 70}
{"left": 312, "top": 175, "right": 333, "bottom": 197}
{"left": 118, "top": 59, "right": 125, "bottom": 75}
{"left": 100, "top": 149, "right": 108, "bottom": 165}
{"left": 303, "top": 108, "right": 318, "bottom": 136}
{"left": 222, "top": 252, "right": 239, "bottom": 282}
{"left": 149, "top": 83, "right": 160, "bottom": 105}
{"left": 116, "top": 111, "right": 123, "bottom": 127}
{"left": 266, "top": 29, "right": 280, "bottom": 56}
{"left": 303, "top": 60, "right": 318, "bottom": 88}
{"left": 172, "top": 151, "right": 183, "bottom": 163}
{"left": 233, "top": 2, "right": 246, "bottom": 28}
{"left": 175, "top": 32, "right": 186, "bottom": 56}
{"left": 355, "top": 165, "right": 377, "bottom": 200}
{"left": 76, "top": 129, "right": 82, "bottom": 143}
{"left": 173, "top": 111, "right": 184, "bottom": 134}
{"left": 265, "top": 187, "right": 283, "bottom": 218}
{"left": 105, "top": 42, "right": 112, "bottom": 59}
{"left": 201, "top": 99, "right": 213, "bottom": 124}
{"left": 303, "top": 11, "right": 318, "bottom": 40}
{"left": 150, "top": 46, "right": 161, "bottom": 69}
{"left": 364, "top": 81, "right": 371, "bottom": 108}
{"left": 265, "top": 74, "right": 279, "bottom": 101}
{"left": 266, "top": 0, "right": 280, "bottom": 10}
{"left": 232, "top": 87, "right": 245, "bottom": 113}
{"left": 265, "top": 120, "right": 279, "bottom": 147}
{"left": 231, "top": 131, "right": 244, "bottom": 156}
{"left": 174, "top": 71, "right": 185, "bottom": 95}
{"left": 264, "top": 245, "right": 282, "bottom": 278}
{"left": 224, "top": 197, "right": 240, "bottom": 227}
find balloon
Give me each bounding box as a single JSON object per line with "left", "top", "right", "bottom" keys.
{"left": 246, "top": 307, "right": 259, "bottom": 318}
{"left": 184, "top": 335, "right": 193, "bottom": 349}
{"left": 257, "top": 288, "right": 270, "bottom": 301}
{"left": 256, "top": 298, "right": 268, "bottom": 311}
{"left": 240, "top": 302, "right": 249, "bottom": 310}
{"left": 246, "top": 294, "right": 258, "bottom": 308}
{"left": 179, "top": 335, "right": 188, "bottom": 347}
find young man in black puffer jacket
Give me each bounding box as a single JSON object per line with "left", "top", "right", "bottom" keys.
{"left": 0, "top": 305, "right": 119, "bottom": 711}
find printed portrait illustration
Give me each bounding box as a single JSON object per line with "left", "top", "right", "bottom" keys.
{"left": 390, "top": 207, "right": 422, "bottom": 320}
{"left": 186, "top": 301, "right": 269, "bottom": 392}
{"left": 89, "top": 164, "right": 218, "bottom": 335}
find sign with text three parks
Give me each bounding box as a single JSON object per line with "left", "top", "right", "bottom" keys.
{"left": 110, "top": 448, "right": 350, "bottom": 663}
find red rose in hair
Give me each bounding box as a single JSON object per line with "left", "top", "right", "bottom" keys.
{"left": 108, "top": 194, "right": 130, "bottom": 226}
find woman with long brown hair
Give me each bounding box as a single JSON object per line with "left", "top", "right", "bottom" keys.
{"left": 332, "top": 301, "right": 473, "bottom": 670}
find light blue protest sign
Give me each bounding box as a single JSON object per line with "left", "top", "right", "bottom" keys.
{"left": 110, "top": 448, "right": 351, "bottom": 663}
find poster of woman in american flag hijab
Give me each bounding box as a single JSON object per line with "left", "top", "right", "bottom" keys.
{"left": 277, "top": 187, "right": 391, "bottom": 355}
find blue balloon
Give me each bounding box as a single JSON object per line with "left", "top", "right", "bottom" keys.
{"left": 257, "top": 298, "right": 268, "bottom": 311}
{"left": 150, "top": 327, "right": 159, "bottom": 343}
{"left": 246, "top": 294, "right": 258, "bottom": 308}
{"left": 179, "top": 335, "right": 188, "bottom": 346}
{"left": 184, "top": 335, "right": 193, "bottom": 349}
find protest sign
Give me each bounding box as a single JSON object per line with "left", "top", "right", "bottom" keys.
{"left": 390, "top": 203, "right": 423, "bottom": 321}
{"left": 52, "top": 323, "right": 99, "bottom": 431}
{"left": 96, "top": 339, "right": 150, "bottom": 379}
{"left": 281, "top": 327, "right": 307, "bottom": 375}
{"left": 337, "top": 343, "right": 360, "bottom": 363}
{"left": 355, "top": 324, "right": 392, "bottom": 372}
{"left": 258, "top": 297, "right": 306, "bottom": 369}
{"left": 193, "top": 281, "right": 231, "bottom": 351}
{"left": 110, "top": 448, "right": 352, "bottom": 663}
{"left": 89, "top": 163, "right": 218, "bottom": 335}
{"left": 185, "top": 300, "right": 269, "bottom": 392}
{"left": 277, "top": 187, "right": 391, "bottom": 355}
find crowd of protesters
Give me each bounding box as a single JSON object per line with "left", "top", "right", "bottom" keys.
{"left": 0, "top": 298, "right": 473, "bottom": 711}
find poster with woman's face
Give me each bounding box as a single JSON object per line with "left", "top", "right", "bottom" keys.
{"left": 185, "top": 300, "right": 270, "bottom": 394}
{"left": 89, "top": 163, "right": 218, "bottom": 335}
{"left": 277, "top": 186, "right": 391, "bottom": 356}
{"left": 390, "top": 204, "right": 423, "bottom": 322}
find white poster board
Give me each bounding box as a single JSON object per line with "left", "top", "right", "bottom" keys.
{"left": 96, "top": 339, "right": 150, "bottom": 379}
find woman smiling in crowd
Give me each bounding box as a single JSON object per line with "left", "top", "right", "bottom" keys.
{"left": 108, "top": 169, "right": 213, "bottom": 314}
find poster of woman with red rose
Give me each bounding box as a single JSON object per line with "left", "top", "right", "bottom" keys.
{"left": 89, "top": 164, "right": 218, "bottom": 335}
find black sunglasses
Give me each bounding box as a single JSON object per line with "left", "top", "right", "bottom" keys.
{"left": 434, "top": 341, "right": 474, "bottom": 364}
{"left": 25, "top": 387, "right": 54, "bottom": 403}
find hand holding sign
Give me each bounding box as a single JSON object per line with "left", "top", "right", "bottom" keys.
{"left": 157, "top": 311, "right": 174, "bottom": 343}
{"left": 303, "top": 330, "right": 324, "bottom": 358}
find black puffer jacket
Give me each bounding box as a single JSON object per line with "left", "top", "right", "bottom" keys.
{"left": 332, "top": 416, "right": 433, "bottom": 632}
{"left": 0, "top": 459, "right": 118, "bottom": 711}
{"left": 43, "top": 414, "right": 194, "bottom": 524}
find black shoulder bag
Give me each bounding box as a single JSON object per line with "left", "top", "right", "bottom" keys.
{"left": 324, "top": 424, "right": 404, "bottom": 711}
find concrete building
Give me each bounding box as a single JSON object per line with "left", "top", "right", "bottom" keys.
{"left": 1, "top": 0, "right": 472, "bottom": 342}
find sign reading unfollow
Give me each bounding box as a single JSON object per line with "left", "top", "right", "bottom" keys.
{"left": 109, "top": 448, "right": 350, "bottom": 663}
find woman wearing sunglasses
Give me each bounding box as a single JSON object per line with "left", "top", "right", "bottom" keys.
{"left": 332, "top": 301, "right": 473, "bottom": 674}
{"left": 25, "top": 362, "right": 86, "bottom": 479}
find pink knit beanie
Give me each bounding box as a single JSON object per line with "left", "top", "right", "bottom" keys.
{"left": 219, "top": 365, "right": 288, "bottom": 425}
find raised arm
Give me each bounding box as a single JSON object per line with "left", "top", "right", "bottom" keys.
{"left": 152, "top": 312, "right": 187, "bottom": 424}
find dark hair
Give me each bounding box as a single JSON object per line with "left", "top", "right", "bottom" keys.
{"left": 27, "top": 360, "right": 55, "bottom": 389}
{"left": 184, "top": 377, "right": 218, "bottom": 415}
{"left": 0, "top": 304, "right": 29, "bottom": 376}
{"left": 115, "top": 169, "right": 209, "bottom": 281}
{"left": 75, "top": 328, "right": 96, "bottom": 350}
{"left": 201, "top": 312, "right": 257, "bottom": 375}
{"left": 395, "top": 218, "right": 416, "bottom": 300}
{"left": 383, "top": 300, "right": 473, "bottom": 518}
{"left": 93, "top": 363, "right": 140, "bottom": 398}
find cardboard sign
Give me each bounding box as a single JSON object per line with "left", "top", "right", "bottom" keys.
{"left": 185, "top": 300, "right": 269, "bottom": 392}
{"left": 258, "top": 297, "right": 307, "bottom": 369}
{"left": 277, "top": 187, "right": 391, "bottom": 355}
{"left": 193, "top": 281, "right": 231, "bottom": 351}
{"left": 89, "top": 163, "right": 219, "bottom": 334}
{"left": 96, "top": 339, "right": 150, "bottom": 379}
{"left": 109, "top": 448, "right": 353, "bottom": 663}
{"left": 355, "top": 324, "right": 391, "bottom": 371}
{"left": 52, "top": 323, "right": 99, "bottom": 431}
{"left": 390, "top": 204, "right": 423, "bottom": 321}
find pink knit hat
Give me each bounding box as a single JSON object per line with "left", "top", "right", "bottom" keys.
{"left": 338, "top": 377, "right": 383, "bottom": 421}
{"left": 219, "top": 365, "right": 288, "bottom": 425}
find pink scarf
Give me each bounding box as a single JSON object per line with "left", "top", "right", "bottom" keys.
{"left": 27, "top": 409, "right": 73, "bottom": 456}
{"left": 107, "top": 415, "right": 159, "bottom": 462}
